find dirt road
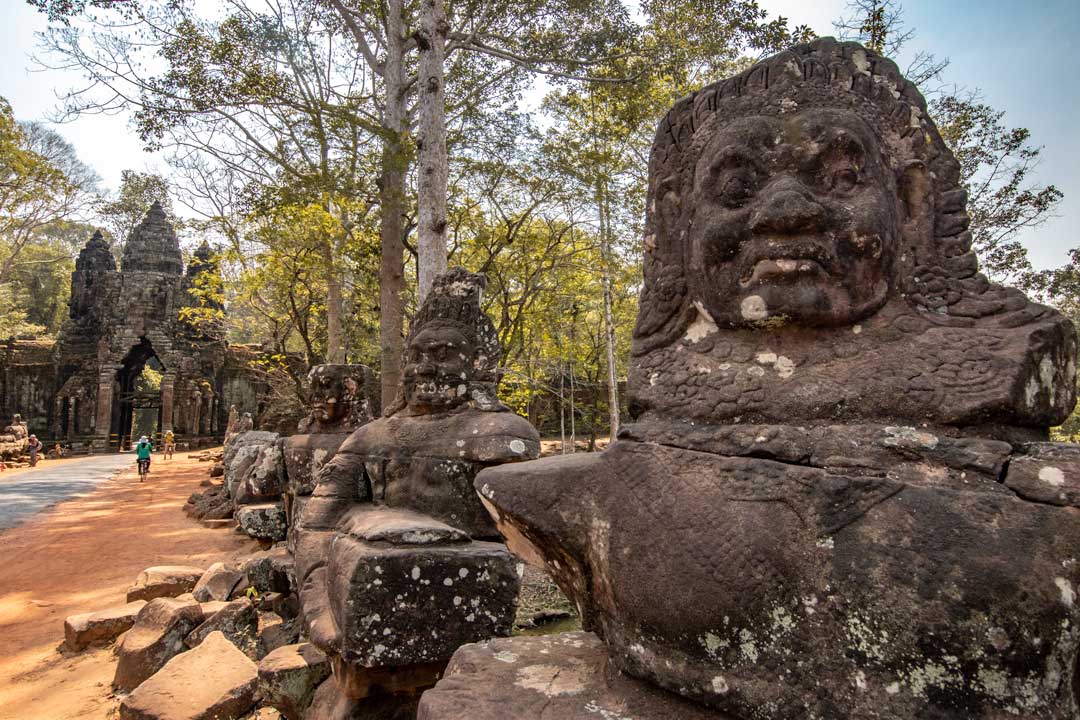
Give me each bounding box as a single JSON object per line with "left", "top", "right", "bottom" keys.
{"left": 0, "top": 450, "right": 258, "bottom": 720}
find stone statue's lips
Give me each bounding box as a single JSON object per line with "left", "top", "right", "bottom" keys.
{"left": 737, "top": 238, "right": 834, "bottom": 287}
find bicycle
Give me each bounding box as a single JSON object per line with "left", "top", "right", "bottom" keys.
{"left": 137, "top": 457, "right": 150, "bottom": 481}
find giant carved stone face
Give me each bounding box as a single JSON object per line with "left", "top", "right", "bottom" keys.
{"left": 688, "top": 108, "right": 900, "bottom": 328}
{"left": 402, "top": 326, "right": 473, "bottom": 413}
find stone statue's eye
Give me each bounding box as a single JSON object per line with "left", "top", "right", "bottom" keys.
{"left": 830, "top": 167, "right": 859, "bottom": 194}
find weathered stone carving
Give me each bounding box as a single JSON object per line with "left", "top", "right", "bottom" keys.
{"left": 297, "top": 364, "right": 376, "bottom": 435}
{"left": 471, "top": 38, "right": 1080, "bottom": 719}
{"left": 295, "top": 268, "right": 539, "bottom": 705}
{"left": 283, "top": 364, "right": 378, "bottom": 549}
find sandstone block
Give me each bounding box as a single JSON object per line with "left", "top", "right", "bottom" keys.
{"left": 257, "top": 612, "right": 300, "bottom": 659}
{"left": 126, "top": 565, "right": 204, "bottom": 603}
{"left": 236, "top": 503, "right": 287, "bottom": 541}
{"left": 185, "top": 597, "right": 257, "bottom": 653}
{"left": 257, "top": 643, "right": 330, "bottom": 720}
{"left": 417, "top": 632, "right": 720, "bottom": 720}
{"left": 119, "top": 631, "right": 257, "bottom": 720}
{"left": 64, "top": 600, "right": 147, "bottom": 651}
{"left": 113, "top": 596, "right": 204, "bottom": 692}
{"left": 325, "top": 508, "right": 520, "bottom": 667}
{"left": 192, "top": 561, "right": 248, "bottom": 602}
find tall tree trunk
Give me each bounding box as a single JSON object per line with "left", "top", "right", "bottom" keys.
{"left": 324, "top": 238, "right": 345, "bottom": 363}
{"left": 597, "top": 186, "right": 620, "bottom": 439}
{"left": 416, "top": 0, "right": 448, "bottom": 301}
{"left": 379, "top": 0, "right": 408, "bottom": 409}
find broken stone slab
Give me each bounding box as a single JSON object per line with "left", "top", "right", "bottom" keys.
{"left": 126, "top": 565, "right": 205, "bottom": 603}
{"left": 307, "top": 675, "right": 420, "bottom": 720}
{"left": 257, "top": 612, "right": 300, "bottom": 659}
{"left": 236, "top": 503, "right": 287, "bottom": 541}
{"left": 113, "top": 596, "right": 204, "bottom": 692}
{"left": 416, "top": 632, "right": 722, "bottom": 720}
{"left": 185, "top": 597, "right": 258, "bottom": 653}
{"left": 1004, "top": 442, "right": 1080, "bottom": 507}
{"left": 257, "top": 643, "right": 331, "bottom": 720}
{"left": 198, "top": 600, "right": 230, "bottom": 621}
{"left": 64, "top": 600, "right": 147, "bottom": 651}
{"left": 119, "top": 631, "right": 257, "bottom": 720}
{"left": 192, "top": 561, "right": 249, "bottom": 602}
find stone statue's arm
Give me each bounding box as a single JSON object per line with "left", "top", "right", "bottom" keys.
{"left": 298, "top": 443, "right": 372, "bottom": 532}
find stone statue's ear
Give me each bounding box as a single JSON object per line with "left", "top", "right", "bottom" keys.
{"left": 898, "top": 160, "right": 932, "bottom": 224}
{"left": 898, "top": 160, "right": 934, "bottom": 252}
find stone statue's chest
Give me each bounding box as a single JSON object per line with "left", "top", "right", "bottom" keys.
{"left": 360, "top": 453, "right": 495, "bottom": 537}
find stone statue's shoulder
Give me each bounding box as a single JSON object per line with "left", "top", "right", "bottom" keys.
{"left": 335, "top": 416, "right": 394, "bottom": 455}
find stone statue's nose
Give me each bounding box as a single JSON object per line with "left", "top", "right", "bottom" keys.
{"left": 749, "top": 187, "right": 825, "bottom": 235}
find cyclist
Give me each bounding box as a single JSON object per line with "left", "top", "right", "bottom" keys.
{"left": 163, "top": 429, "right": 175, "bottom": 460}
{"left": 135, "top": 435, "right": 153, "bottom": 480}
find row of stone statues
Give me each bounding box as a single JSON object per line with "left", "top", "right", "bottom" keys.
{"left": 218, "top": 37, "right": 1080, "bottom": 719}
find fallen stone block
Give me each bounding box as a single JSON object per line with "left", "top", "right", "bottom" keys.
{"left": 198, "top": 600, "right": 230, "bottom": 621}
{"left": 119, "top": 631, "right": 257, "bottom": 720}
{"left": 113, "top": 596, "right": 204, "bottom": 692}
{"left": 235, "top": 503, "right": 287, "bottom": 541}
{"left": 257, "top": 643, "right": 330, "bottom": 720}
{"left": 64, "top": 600, "right": 147, "bottom": 651}
{"left": 257, "top": 612, "right": 299, "bottom": 659}
{"left": 192, "top": 561, "right": 249, "bottom": 602}
{"left": 126, "top": 565, "right": 204, "bottom": 603}
{"left": 185, "top": 597, "right": 258, "bottom": 653}
{"left": 416, "top": 632, "right": 717, "bottom": 720}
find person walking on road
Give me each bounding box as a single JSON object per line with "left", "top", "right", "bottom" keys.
{"left": 27, "top": 435, "right": 42, "bottom": 467}
{"left": 163, "top": 430, "right": 175, "bottom": 460}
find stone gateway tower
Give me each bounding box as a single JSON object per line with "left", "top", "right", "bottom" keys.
{"left": 0, "top": 202, "right": 265, "bottom": 449}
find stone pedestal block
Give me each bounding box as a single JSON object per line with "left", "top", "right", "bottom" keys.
{"left": 321, "top": 507, "right": 521, "bottom": 669}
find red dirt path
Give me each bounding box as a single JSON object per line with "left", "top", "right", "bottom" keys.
{"left": 0, "top": 450, "right": 259, "bottom": 720}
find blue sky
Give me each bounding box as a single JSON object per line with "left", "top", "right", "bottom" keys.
{"left": 1, "top": 0, "right": 1077, "bottom": 271}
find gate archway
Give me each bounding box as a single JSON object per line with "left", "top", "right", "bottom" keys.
{"left": 114, "top": 338, "right": 165, "bottom": 449}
